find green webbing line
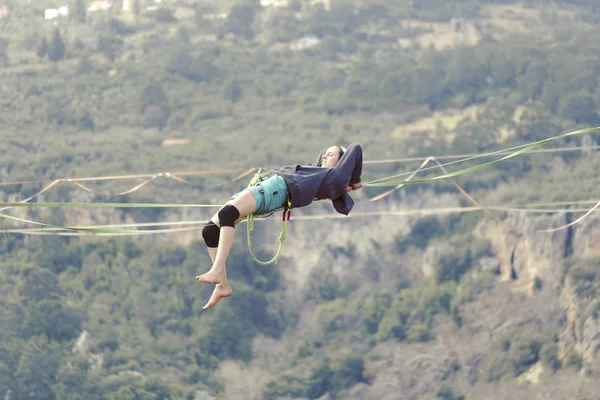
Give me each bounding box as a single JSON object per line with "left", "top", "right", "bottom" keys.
{"left": 0, "top": 211, "right": 189, "bottom": 234}
{"left": 0, "top": 126, "right": 598, "bottom": 237}
{"left": 0, "top": 202, "right": 218, "bottom": 208}
{"left": 363, "top": 126, "right": 600, "bottom": 187}
{"left": 244, "top": 169, "right": 292, "bottom": 266}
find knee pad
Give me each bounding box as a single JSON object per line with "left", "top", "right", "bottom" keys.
{"left": 202, "top": 221, "right": 220, "bottom": 248}
{"left": 218, "top": 204, "right": 240, "bottom": 228}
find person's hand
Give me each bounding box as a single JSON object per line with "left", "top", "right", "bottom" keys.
{"left": 346, "top": 182, "right": 363, "bottom": 192}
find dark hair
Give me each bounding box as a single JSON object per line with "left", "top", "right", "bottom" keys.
{"left": 336, "top": 146, "right": 345, "bottom": 158}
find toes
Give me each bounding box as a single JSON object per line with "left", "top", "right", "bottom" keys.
{"left": 195, "top": 275, "right": 220, "bottom": 284}
{"left": 203, "top": 300, "right": 217, "bottom": 310}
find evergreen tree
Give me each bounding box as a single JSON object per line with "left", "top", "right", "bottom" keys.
{"left": 47, "top": 28, "right": 65, "bottom": 62}
{"left": 132, "top": 0, "right": 141, "bottom": 25}
{"left": 36, "top": 38, "right": 49, "bottom": 59}
{"left": 75, "top": 0, "right": 86, "bottom": 23}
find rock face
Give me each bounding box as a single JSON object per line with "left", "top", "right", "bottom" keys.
{"left": 72, "top": 330, "right": 93, "bottom": 355}
{"left": 474, "top": 211, "right": 569, "bottom": 293}
{"left": 474, "top": 210, "right": 600, "bottom": 365}
{"left": 194, "top": 390, "right": 217, "bottom": 400}
{"left": 560, "top": 274, "right": 600, "bottom": 364}
{"left": 572, "top": 213, "right": 600, "bottom": 259}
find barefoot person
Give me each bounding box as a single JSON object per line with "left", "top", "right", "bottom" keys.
{"left": 196, "top": 144, "right": 363, "bottom": 310}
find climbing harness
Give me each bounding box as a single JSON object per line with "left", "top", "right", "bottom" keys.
{"left": 245, "top": 169, "right": 292, "bottom": 266}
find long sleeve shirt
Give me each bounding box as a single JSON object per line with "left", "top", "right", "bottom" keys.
{"left": 269, "top": 144, "right": 363, "bottom": 215}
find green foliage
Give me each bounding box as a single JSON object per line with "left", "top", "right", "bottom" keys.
{"left": 569, "top": 259, "right": 600, "bottom": 298}
{"left": 426, "top": 235, "right": 492, "bottom": 285}
{"left": 395, "top": 215, "right": 448, "bottom": 252}
{"left": 377, "top": 281, "right": 457, "bottom": 342}
{"left": 78, "top": 110, "right": 95, "bottom": 131}
{"left": 54, "top": 361, "right": 103, "bottom": 400}
{"left": 97, "top": 35, "right": 124, "bottom": 62}
{"left": 153, "top": 8, "right": 177, "bottom": 24}
{"left": 48, "top": 28, "right": 65, "bottom": 62}
{"left": 263, "top": 372, "right": 309, "bottom": 399}
{"left": 264, "top": 350, "right": 367, "bottom": 399}
{"left": 436, "top": 383, "right": 464, "bottom": 400}
{"left": 219, "top": 245, "right": 281, "bottom": 292}
{"left": 15, "top": 336, "right": 61, "bottom": 400}
{"left": 434, "top": 245, "right": 471, "bottom": 284}
{"left": 396, "top": 214, "right": 486, "bottom": 254}
{"left": 450, "top": 272, "right": 495, "bottom": 326}
{"left": 316, "top": 298, "right": 348, "bottom": 333}
{"left": 36, "top": 37, "right": 49, "bottom": 59}
{"left": 132, "top": 0, "right": 141, "bottom": 24}
{"left": 305, "top": 265, "right": 346, "bottom": 303}
{"left": 291, "top": 341, "right": 313, "bottom": 364}
{"left": 220, "top": 3, "right": 258, "bottom": 40}
{"left": 223, "top": 79, "right": 243, "bottom": 103}
{"left": 108, "top": 19, "right": 136, "bottom": 36}
{"left": 558, "top": 92, "right": 600, "bottom": 124}
{"left": 103, "top": 377, "right": 178, "bottom": 400}
{"left": 539, "top": 343, "right": 561, "bottom": 372}
{"left": 199, "top": 286, "right": 282, "bottom": 361}
{"left": 565, "top": 352, "right": 583, "bottom": 370}
{"left": 484, "top": 331, "right": 551, "bottom": 381}
{"left": 166, "top": 50, "right": 220, "bottom": 83}
{"left": 356, "top": 291, "right": 392, "bottom": 335}
{"left": 3, "top": 1, "right": 600, "bottom": 397}
{"left": 139, "top": 84, "right": 170, "bottom": 130}
{"left": 74, "top": 0, "right": 86, "bottom": 23}
{"left": 32, "top": 236, "right": 82, "bottom": 274}
{"left": 508, "top": 336, "right": 543, "bottom": 376}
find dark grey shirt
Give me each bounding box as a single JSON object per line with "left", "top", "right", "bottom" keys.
{"left": 270, "top": 144, "right": 363, "bottom": 215}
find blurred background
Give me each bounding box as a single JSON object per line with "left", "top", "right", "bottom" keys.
{"left": 1, "top": 0, "right": 600, "bottom": 399}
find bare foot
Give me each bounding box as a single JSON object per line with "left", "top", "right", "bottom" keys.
{"left": 203, "top": 283, "right": 232, "bottom": 310}
{"left": 195, "top": 269, "right": 222, "bottom": 284}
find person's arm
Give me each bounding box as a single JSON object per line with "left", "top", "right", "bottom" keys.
{"left": 334, "top": 143, "right": 362, "bottom": 185}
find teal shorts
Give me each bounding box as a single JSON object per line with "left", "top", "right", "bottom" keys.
{"left": 232, "top": 175, "right": 288, "bottom": 215}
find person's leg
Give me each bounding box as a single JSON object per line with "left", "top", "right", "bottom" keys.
{"left": 202, "top": 247, "right": 232, "bottom": 310}
{"left": 200, "top": 222, "right": 232, "bottom": 309}
{"left": 196, "top": 189, "right": 257, "bottom": 285}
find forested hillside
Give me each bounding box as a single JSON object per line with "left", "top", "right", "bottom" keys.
{"left": 1, "top": 0, "right": 600, "bottom": 399}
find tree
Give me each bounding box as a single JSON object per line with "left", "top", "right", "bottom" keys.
{"left": 132, "top": 0, "right": 141, "bottom": 25}
{"left": 0, "top": 50, "right": 7, "bottom": 67}
{"left": 140, "top": 84, "right": 170, "bottom": 130}
{"left": 558, "top": 92, "right": 600, "bottom": 125}
{"left": 36, "top": 38, "right": 49, "bottom": 59}
{"left": 15, "top": 337, "right": 60, "bottom": 400}
{"left": 220, "top": 3, "right": 257, "bottom": 40}
{"left": 0, "top": 37, "right": 9, "bottom": 67}
{"left": 154, "top": 8, "right": 177, "bottom": 23}
{"left": 223, "top": 79, "right": 243, "bottom": 103}
{"left": 75, "top": 0, "right": 86, "bottom": 23}
{"left": 194, "top": 3, "right": 216, "bottom": 28}
{"left": 47, "top": 28, "right": 65, "bottom": 62}
{"left": 97, "top": 35, "right": 124, "bottom": 62}
{"left": 517, "top": 60, "right": 548, "bottom": 100}
{"left": 166, "top": 50, "right": 220, "bottom": 83}
{"left": 78, "top": 111, "right": 95, "bottom": 131}
{"left": 0, "top": 365, "right": 15, "bottom": 400}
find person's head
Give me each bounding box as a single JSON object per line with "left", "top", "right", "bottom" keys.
{"left": 321, "top": 145, "right": 345, "bottom": 168}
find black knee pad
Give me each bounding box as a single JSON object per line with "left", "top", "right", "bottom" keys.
{"left": 202, "top": 221, "right": 220, "bottom": 248}
{"left": 218, "top": 204, "right": 240, "bottom": 228}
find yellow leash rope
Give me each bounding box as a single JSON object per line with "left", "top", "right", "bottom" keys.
{"left": 245, "top": 169, "right": 292, "bottom": 266}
